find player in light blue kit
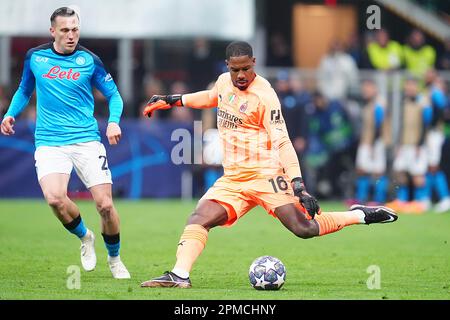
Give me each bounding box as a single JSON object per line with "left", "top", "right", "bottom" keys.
{"left": 424, "top": 69, "right": 450, "bottom": 213}
{"left": 0, "top": 7, "right": 130, "bottom": 279}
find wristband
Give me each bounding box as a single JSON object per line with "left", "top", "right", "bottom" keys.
{"left": 291, "top": 177, "right": 305, "bottom": 193}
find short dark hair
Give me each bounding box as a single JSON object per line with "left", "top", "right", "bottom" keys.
{"left": 50, "top": 7, "right": 78, "bottom": 25}
{"left": 225, "top": 41, "right": 253, "bottom": 60}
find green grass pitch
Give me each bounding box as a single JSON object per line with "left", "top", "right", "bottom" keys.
{"left": 0, "top": 199, "right": 449, "bottom": 300}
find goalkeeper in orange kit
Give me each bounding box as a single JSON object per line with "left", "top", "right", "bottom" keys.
{"left": 140, "top": 41, "right": 398, "bottom": 288}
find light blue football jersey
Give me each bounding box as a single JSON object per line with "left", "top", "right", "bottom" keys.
{"left": 4, "top": 42, "right": 123, "bottom": 147}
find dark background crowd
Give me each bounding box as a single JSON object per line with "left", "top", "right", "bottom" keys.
{"left": 1, "top": 0, "right": 450, "bottom": 203}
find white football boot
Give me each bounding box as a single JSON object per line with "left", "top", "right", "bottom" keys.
{"left": 435, "top": 198, "right": 450, "bottom": 213}
{"left": 80, "top": 229, "right": 97, "bottom": 272}
{"left": 107, "top": 256, "right": 131, "bottom": 279}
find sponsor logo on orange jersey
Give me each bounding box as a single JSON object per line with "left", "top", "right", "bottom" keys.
{"left": 270, "top": 109, "right": 284, "bottom": 124}
{"left": 217, "top": 108, "right": 243, "bottom": 129}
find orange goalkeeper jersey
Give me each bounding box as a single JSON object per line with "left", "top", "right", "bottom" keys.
{"left": 211, "top": 73, "right": 301, "bottom": 181}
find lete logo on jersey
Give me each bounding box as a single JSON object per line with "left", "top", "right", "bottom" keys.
{"left": 42, "top": 66, "right": 80, "bottom": 80}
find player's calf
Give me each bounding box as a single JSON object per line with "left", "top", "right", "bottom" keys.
{"left": 290, "top": 222, "right": 318, "bottom": 239}
{"left": 187, "top": 200, "right": 229, "bottom": 229}
{"left": 274, "top": 204, "right": 319, "bottom": 239}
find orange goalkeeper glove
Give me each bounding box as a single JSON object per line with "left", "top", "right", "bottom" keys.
{"left": 143, "top": 94, "right": 183, "bottom": 118}
{"left": 143, "top": 100, "right": 172, "bottom": 118}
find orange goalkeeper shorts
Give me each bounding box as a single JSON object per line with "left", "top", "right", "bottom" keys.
{"left": 200, "top": 174, "right": 308, "bottom": 226}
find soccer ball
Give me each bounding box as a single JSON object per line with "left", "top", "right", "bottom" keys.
{"left": 248, "top": 255, "right": 286, "bottom": 290}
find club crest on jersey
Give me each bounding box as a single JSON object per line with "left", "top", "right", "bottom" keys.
{"left": 239, "top": 101, "right": 248, "bottom": 113}
{"left": 75, "top": 56, "right": 86, "bottom": 65}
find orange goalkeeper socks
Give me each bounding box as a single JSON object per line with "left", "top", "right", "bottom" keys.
{"left": 314, "top": 211, "right": 363, "bottom": 236}
{"left": 172, "top": 224, "right": 208, "bottom": 277}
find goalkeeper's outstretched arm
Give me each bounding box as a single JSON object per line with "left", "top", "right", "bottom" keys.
{"left": 143, "top": 86, "right": 218, "bottom": 117}
{"left": 182, "top": 89, "right": 218, "bottom": 109}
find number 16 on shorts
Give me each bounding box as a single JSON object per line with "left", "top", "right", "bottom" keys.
{"left": 268, "top": 176, "right": 289, "bottom": 193}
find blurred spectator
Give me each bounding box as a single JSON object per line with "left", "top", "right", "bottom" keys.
{"left": 266, "top": 32, "right": 293, "bottom": 67}
{"left": 366, "top": 29, "right": 403, "bottom": 70}
{"left": 358, "top": 31, "right": 377, "bottom": 69}
{"left": 201, "top": 81, "right": 222, "bottom": 192}
{"left": 289, "top": 73, "right": 312, "bottom": 107}
{"left": 275, "top": 71, "right": 310, "bottom": 182}
{"left": 168, "top": 81, "right": 194, "bottom": 123}
{"left": 403, "top": 29, "right": 436, "bottom": 77}
{"left": 423, "top": 69, "right": 450, "bottom": 212}
{"left": 21, "top": 95, "right": 37, "bottom": 122}
{"left": 438, "top": 37, "right": 450, "bottom": 71}
{"left": 1, "top": 85, "right": 36, "bottom": 122}
{"left": 304, "top": 91, "right": 355, "bottom": 199}
{"left": 201, "top": 81, "right": 218, "bottom": 131}
{"left": 143, "top": 76, "right": 166, "bottom": 100}
{"left": 387, "top": 77, "right": 432, "bottom": 214}
{"left": 276, "top": 71, "right": 298, "bottom": 139}
{"left": 346, "top": 32, "right": 361, "bottom": 67}
{"left": 93, "top": 88, "right": 108, "bottom": 119}
{"left": 139, "top": 76, "right": 165, "bottom": 120}
{"left": 441, "top": 81, "right": 450, "bottom": 195}
{"left": 353, "top": 79, "right": 389, "bottom": 205}
{"left": 346, "top": 32, "right": 371, "bottom": 69}
{"left": 288, "top": 73, "right": 312, "bottom": 155}
{"left": 317, "top": 39, "right": 358, "bottom": 101}
{"left": 187, "top": 38, "right": 217, "bottom": 92}
{"left": 286, "top": 72, "right": 313, "bottom": 188}
{"left": 0, "top": 86, "right": 9, "bottom": 116}
{"left": 202, "top": 128, "right": 223, "bottom": 191}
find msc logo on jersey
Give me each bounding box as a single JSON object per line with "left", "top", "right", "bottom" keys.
{"left": 75, "top": 56, "right": 86, "bottom": 65}
{"left": 35, "top": 56, "right": 49, "bottom": 63}
{"left": 270, "top": 109, "right": 284, "bottom": 124}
